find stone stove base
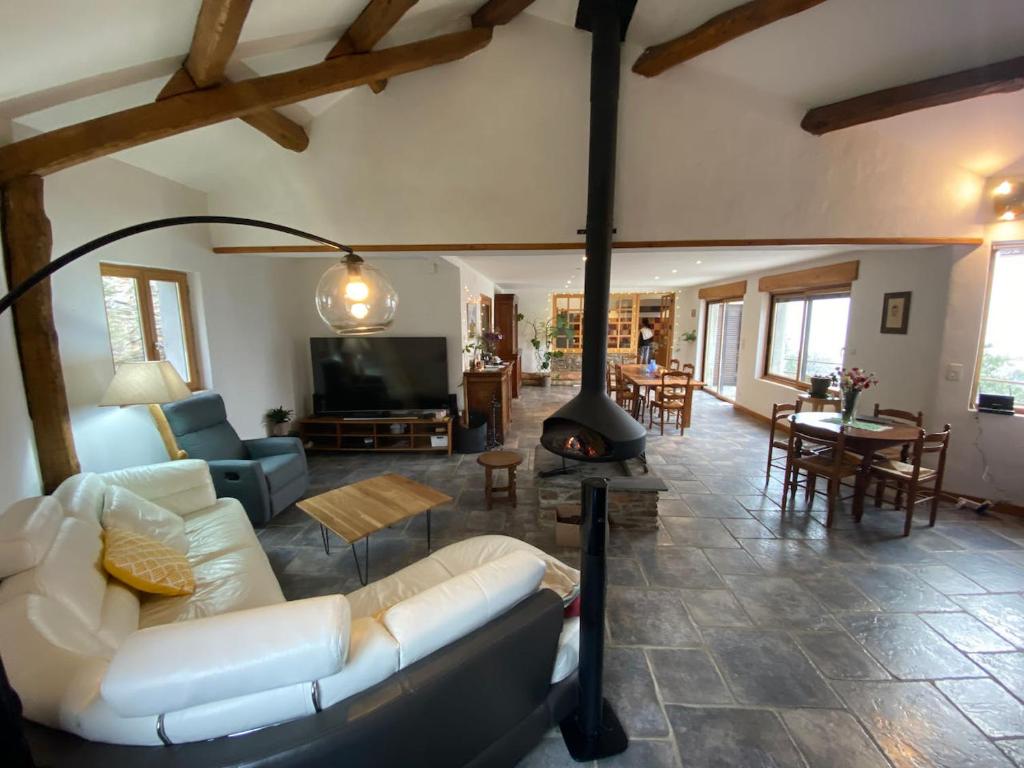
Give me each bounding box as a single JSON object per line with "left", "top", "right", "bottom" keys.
{"left": 534, "top": 446, "right": 663, "bottom": 531}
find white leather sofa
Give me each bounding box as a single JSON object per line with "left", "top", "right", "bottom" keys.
{"left": 0, "top": 459, "right": 580, "bottom": 747}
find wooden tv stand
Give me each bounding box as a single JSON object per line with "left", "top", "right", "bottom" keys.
{"left": 298, "top": 415, "right": 452, "bottom": 455}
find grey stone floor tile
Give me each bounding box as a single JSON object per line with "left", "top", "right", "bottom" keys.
{"left": 840, "top": 613, "right": 983, "bottom": 680}
{"left": 646, "top": 647, "right": 732, "bottom": 705}
{"left": 998, "top": 739, "right": 1024, "bottom": 767}
{"left": 937, "top": 678, "right": 1024, "bottom": 738}
{"left": 795, "top": 630, "right": 890, "bottom": 680}
{"left": 595, "top": 739, "right": 680, "bottom": 767}
{"left": 698, "top": 476, "right": 764, "bottom": 495}
{"left": 703, "top": 547, "right": 763, "bottom": 575}
{"left": 680, "top": 589, "right": 752, "bottom": 627}
{"left": 938, "top": 552, "right": 1024, "bottom": 592}
{"left": 607, "top": 556, "right": 647, "bottom": 587}
{"left": 657, "top": 499, "right": 693, "bottom": 517}
{"left": 781, "top": 709, "right": 890, "bottom": 768}
{"left": 935, "top": 524, "right": 1022, "bottom": 551}
{"left": 637, "top": 546, "right": 726, "bottom": 589}
{"left": 721, "top": 518, "right": 776, "bottom": 539}
{"left": 922, "top": 612, "right": 1017, "bottom": 653}
{"left": 836, "top": 680, "right": 1015, "bottom": 768}
{"left": 704, "top": 628, "right": 841, "bottom": 708}
{"left": 797, "top": 571, "right": 879, "bottom": 612}
{"left": 516, "top": 737, "right": 583, "bottom": 767}
{"left": 734, "top": 494, "right": 780, "bottom": 511}
{"left": 724, "top": 575, "right": 837, "bottom": 630}
{"left": 971, "top": 652, "right": 1024, "bottom": 699}
{"left": 660, "top": 517, "right": 741, "bottom": 548}
{"left": 607, "top": 587, "right": 700, "bottom": 647}
{"left": 739, "top": 539, "right": 828, "bottom": 576}
{"left": 954, "top": 594, "right": 1024, "bottom": 648}
{"left": 604, "top": 647, "right": 669, "bottom": 738}
{"left": 908, "top": 564, "right": 988, "bottom": 595}
{"left": 842, "top": 564, "right": 958, "bottom": 612}
{"left": 666, "top": 706, "right": 805, "bottom": 768}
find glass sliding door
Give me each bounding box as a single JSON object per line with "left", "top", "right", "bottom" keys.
{"left": 703, "top": 299, "right": 743, "bottom": 399}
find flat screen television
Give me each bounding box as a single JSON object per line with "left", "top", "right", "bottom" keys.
{"left": 311, "top": 336, "right": 449, "bottom": 415}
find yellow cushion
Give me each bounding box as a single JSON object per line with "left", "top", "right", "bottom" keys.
{"left": 103, "top": 528, "right": 195, "bottom": 597}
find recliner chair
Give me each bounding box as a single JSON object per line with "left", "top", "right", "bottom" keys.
{"left": 162, "top": 392, "right": 308, "bottom": 526}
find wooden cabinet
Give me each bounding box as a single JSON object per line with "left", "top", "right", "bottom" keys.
{"left": 298, "top": 416, "right": 452, "bottom": 454}
{"left": 463, "top": 365, "right": 512, "bottom": 444}
{"left": 494, "top": 293, "right": 520, "bottom": 399}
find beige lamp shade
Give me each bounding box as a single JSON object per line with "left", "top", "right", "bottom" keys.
{"left": 99, "top": 361, "right": 191, "bottom": 406}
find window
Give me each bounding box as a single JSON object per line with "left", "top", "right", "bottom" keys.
{"left": 703, "top": 299, "right": 743, "bottom": 399}
{"left": 976, "top": 246, "right": 1024, "bottom": 411}
{"left": 100, "top": 264, "right": 201, "bottom": 389}
{"left": 765, "top": 290, "right": 850, "bottom": 386}
{"left": 552, "top": 293, "right": 643, "bottom": 354}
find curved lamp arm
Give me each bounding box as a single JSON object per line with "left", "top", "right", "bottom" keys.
{"left": 0, "top": 215, "right": 356, "bottom": 316}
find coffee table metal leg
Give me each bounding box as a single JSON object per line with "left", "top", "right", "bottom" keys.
{"left": 351, "top": 536, "right": 370, "bottom": 586}
{"left": 320, "top": 523, "right": 330, "bottom": 555}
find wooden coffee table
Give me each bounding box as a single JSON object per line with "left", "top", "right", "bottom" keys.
{"left": 297, "top": 473, "right": 452, "bottom": 585}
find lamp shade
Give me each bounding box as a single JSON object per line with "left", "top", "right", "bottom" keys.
{"left": 315, "top": 257, "right": 398, "bottom": 335}
{"left": 99, "top": 361, "right": 191, "bottom": 406}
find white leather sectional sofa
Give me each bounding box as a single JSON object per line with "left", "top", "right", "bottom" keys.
{"left": 0, "top": 459, "right": 581, "bottom": 749}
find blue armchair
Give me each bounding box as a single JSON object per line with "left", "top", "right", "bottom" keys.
{"left": 161, "top": 392, "right": 308, "bottom": 526}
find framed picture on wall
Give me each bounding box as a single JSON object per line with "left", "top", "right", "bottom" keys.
{"left": 466, "top": 302, "right": 479, "bottom": 338}
{"left": 880, "top": 291, "right": 911, "bottom": 334}
{"left": 480, "top": 294, "right": 493, "bottom": 335}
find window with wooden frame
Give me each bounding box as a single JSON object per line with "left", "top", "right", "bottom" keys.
{"left": 974, "top": 245, "right": 1024, "bottom": 412}
{"left": 100, "top": 263, "right": 202, "bottom": 389}
{"left": 764, "top": 289, "right": 851, "bottom": 387}
{"left": 552, "top": 293, "right": 640, "bottom": 354}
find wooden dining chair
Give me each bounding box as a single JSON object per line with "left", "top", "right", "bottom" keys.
{"left": 681, "top": 363, "right": 695, "bottom": 378}
{"left": 871, "top": 404, "right": 925, "bottom": 506}
{"left": 669, "top": 358, "right": 681, "bottom": 370}
{"left": 607, "top": 364, "right": 630, "bottom": 402}
{"left": 781, "top": 420, "right": 860, "bottom": 528}
{"left": 867, "top": 424, "right": 951, "bottom": 536}
{"left": 765, "top": 402, "right": 798, "bottom": 484}
{"left": 648, "top": 370, "right": 691, "bottom": 435}
{"left": 614, "top": 363, "right": 643, "bottom": 419}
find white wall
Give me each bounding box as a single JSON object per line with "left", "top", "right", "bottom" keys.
{"left": 206, "top": 15, "right": 984, "bottom": 248}
{"left": 273, "top": 255, "right": 465, "bottom": 412}
{"left": 0, "top": 157, "right": 294, "bottom": 509}
{"left": 446, "top": 256, "right": 500, "bottom": 372}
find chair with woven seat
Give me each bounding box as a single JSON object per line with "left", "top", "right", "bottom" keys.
{"left": 648, "top": 370, "right": 691, "bottom": 435}
{"left": 765, "top": 401, "right": 799, "bottom": 484}
{"left": 867, "top": 424, "right": 951, "bottom": 536}
{"left": 870, "top": 404, "right": 924, "bottom": 507}
{"left": 780, "top": 419, "right": 860, "bottom": 528}
{"left": 606, "top": 364, "right": 630, "bottom": 402}
{"left": 614, "top": 362, "right": 645, "bottom": 420}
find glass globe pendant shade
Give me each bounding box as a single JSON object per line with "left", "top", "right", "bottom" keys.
{"left": 315, "top": 255, "right": 398, "bottom": 335}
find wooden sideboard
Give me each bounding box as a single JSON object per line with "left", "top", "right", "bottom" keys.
{"left": 494, "top": 293, "right": 521, "bottom": 398}
{"left": 463, "top": 364, "right": 512, "bottom": 444}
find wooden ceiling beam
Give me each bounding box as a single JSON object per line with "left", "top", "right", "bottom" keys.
{"left": 471, "top": 0, "right": 538, "bottom": 28}
{"left": 633, "top": 0, "right": 826, "bottom": 77}
{"left": 327, "top": 0, "right": 420, "bottom": 94}
{"left": 0, "top": 28, "right": 492, "bottom": 183}
{"left": 158, "top": 0, "right": 309, "bottom": 152}
{"left": 802, "top": 55, "right": 1024, "bottom": 134}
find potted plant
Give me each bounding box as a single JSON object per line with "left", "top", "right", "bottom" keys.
{"left": 830, "top": 367, "right": 878, "bottom": 423}
{"left": 527, "top": 316, "right": 572, "bottom": 387}
{"left": 808, "top": 375, "right": 832, "bottom": 398}
{"left": 263, "top": 406, "right": 294, "bottom": 437}
{"left": 680, "top": 329, "right": 698, "bottom": 343}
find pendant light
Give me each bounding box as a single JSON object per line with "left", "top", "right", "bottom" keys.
{"left": 315, "top": 252, "right": 399, "bottom": 335}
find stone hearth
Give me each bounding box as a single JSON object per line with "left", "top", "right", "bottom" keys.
{"left": 534, "top": 446, "right": 665, "bottom": 531}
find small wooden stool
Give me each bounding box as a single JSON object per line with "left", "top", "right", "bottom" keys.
{"left": 477, "top": 450, "right": 524, "bottom": 509}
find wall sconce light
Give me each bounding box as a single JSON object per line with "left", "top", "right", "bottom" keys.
{"left": 993, "top": 178, "right": 1023, "bottom": 222}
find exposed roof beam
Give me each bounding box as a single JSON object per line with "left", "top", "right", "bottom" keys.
{"left": 471, "top": 0, "right": 538, "bottom": 28}
{"left": 633, "top": 0, "right": 826, "bottom": 77}
{"left": 0, "top": 28, "right": 492, "bottom": 183}
{"left": 327, "top": 0, "right": 420, "bottom": 94}
{"left": 157, "top": 0, "right": 309, "bottom": 152}
{"left": 802, "top": 55, "right": 1024, "bottom": 134}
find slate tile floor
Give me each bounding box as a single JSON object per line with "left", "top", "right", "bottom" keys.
{"left": 258, "top": 386, "right": 1024, "bottom": 767}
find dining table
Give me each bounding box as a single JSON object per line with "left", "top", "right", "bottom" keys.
{"left": 619, "top": 364, "right": 704, "bottom": 428}
{"left": 789, "top": 411, "right": 922, "bottom": 520}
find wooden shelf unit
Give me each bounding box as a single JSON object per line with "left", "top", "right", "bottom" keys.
{"left": 298, "top": 416, "right": 452, "bottom": 455}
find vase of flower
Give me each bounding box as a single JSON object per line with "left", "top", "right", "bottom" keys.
{"left": 830, "top": 367, "right": 879, "bottom": 423}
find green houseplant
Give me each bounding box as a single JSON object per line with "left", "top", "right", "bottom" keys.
{"left": 527, "top": 315, "right": 573, "bottom": 386}
{"left": 263, "top": 406, "right": 294, "bottom": 437}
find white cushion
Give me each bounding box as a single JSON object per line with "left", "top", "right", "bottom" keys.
{"left": 96, "top": 582, "right": 140, "bottom": 650}
{"left": 54, "top": 474, "right": 106, "bottom": 528}
{"left": 552, "top": 617, "right": 580, "bottom": 683}
{"left": 102, "top": 595, "right": 350, "bottom": 717}
{"left": 0, "top": 518, "right": 107, "bottom": 631}
{"left": 346, "top": 556, "right": 453, "bottom": 620}
{"left": 138, "top": 545, "right": 285, "bottom": 628}
{"left": 162, "top": 681, "right": 314, "bottom": 744}
{"left": 101, "top": 460, "right": 216, "bottom": 516}
{"left": 0, "top": 497, "right": 63, "bottom": 578}
{"left": 101, "top": 485, "right": 189, "bottom": 555}
{"left": 180, "top": 498, "right": 259, "bottom": 566}
{"left": 318, "top": 617, "right": 401, "bottom": 708}
{"left": 383, "top": 550, "right": 546, "bottom": 668}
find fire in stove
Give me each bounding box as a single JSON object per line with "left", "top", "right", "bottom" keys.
{"left": 564, "top": 433, "right": 606, "bottom": 459}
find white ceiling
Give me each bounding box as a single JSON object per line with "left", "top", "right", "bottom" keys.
{"left": 447, "top": 244, "right": 922, "bottom": 291}
{"left": 2, "top": 0, "right": 1023, "bottom": 183}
